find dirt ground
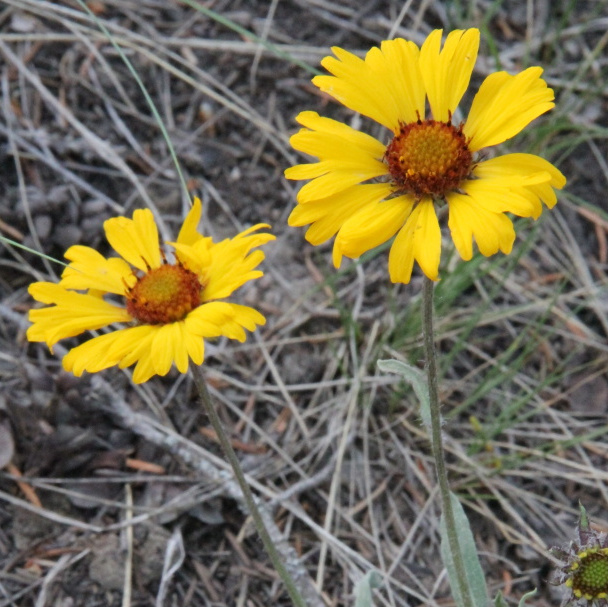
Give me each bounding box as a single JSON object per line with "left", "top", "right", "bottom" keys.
{"left": 1, "top": 0, "right": 607, "bottom": 606}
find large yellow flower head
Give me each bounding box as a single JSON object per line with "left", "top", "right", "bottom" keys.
{"left": 27, "top": 198, "right": 274, "bottom": 383}
{"left": 285, "top": 28, "right": 566, "bottom": 283}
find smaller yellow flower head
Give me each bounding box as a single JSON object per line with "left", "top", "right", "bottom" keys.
{"left": 285, "top": 28, "right": 566, "bottom": 284}
{"left": 567, "top": 548, "right": 608, "bottom": 601}
{"left": 27, "top": 198, "right": 275, "bottom": 383}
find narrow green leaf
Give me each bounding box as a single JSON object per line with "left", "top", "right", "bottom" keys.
{"left": 0, "top": 236, "right": 64, "bottom": 267}
{"left": 494, "top": 591, "right": 509, "bottom": 607}
{"left": 495, "top": 588, "right": 537, "bottom": 607}
{"left": 518, "top": 589, "right": 537, "bottom": 607}
{"left": 579, "top": 501, "right": 589, "bottom": 530}
{"left": 354, "top": 570, "right": 382, "bottom": 607}
{"left": 377, "top": 359, "right": 431, "bottom": 430}
{"left": 440, "top": 492, "right": 489, "bottom": 607}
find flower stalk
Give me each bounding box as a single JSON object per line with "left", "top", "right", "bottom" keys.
{"left": 190, "top": 364, "right": 308, "bottom": 607}
{"left": 422, "top": 277, "right": 474, "bottom": 607}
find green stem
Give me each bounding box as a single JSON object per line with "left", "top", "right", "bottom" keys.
{"left": 422, "top": 277, "right": 474, "bottom": 607}
{"left": 190, "top": 365, "right": 308, "bottom": 607}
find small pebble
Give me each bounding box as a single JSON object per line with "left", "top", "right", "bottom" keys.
{"left": 33, "top": 215, "right": 52, "bottom": 240}
{"left": 81, "top": 216, "right": 105, "bottom": 235}
{"left": 52, "top": 224, "right": 83, "bottom": 247}
{"left": 82, "top": 199, "right": 107, "bottom": 216}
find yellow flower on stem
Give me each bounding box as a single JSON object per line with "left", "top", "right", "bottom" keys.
{"left": 27, "top": 198, "right": 274, "bottom": 383}
{"left": 285, "top": 28, "right": 566, "bottom": 283}
{"left": 552, "top": 505, "right": 608, "bottom": 606}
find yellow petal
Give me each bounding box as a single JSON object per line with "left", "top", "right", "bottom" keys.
{"left": 104, "top": 208, "right": 162, "bottom": 271}
{"left": 62, "top": 328, "right": 149, "bottom": 376}
{"left": 413, "top": 199, "right": 442, "bottom": 281}
{"left": 114, "top": 326, "right": 158, "bottom": 368}
{"left": 420, "top": 29, "right": 480, "bottom": 122}
{"left": 63, "top": 331, "right": 121, "bottom": 376}
{"left": 184, "top": 329, "right": 205, "bottom": 367}
{"left": 467, "top": 153, "right": 566, "bottom": 219}
{"left": 288, "top": 183, "right": 394, "bottom": 246}
{"left": 288, "top": 111, "right": 387, "bottom": 159}
{"left": 296, "top": 169, "right": 389, "bottom": 204}
{"left": 173, "top": 323, "right": 191, "bottom": 373}
{"left": 227, "top": 304, "right": 266, "bottom": 332}
{"left": 474, "top": 153, "right": 566, "bottom": 190}
{"left": 377, "top": 38, "right": 426, "bottom": 127}
{"left": 150, "top": 324, "right": 181, "bottom": 377}
{"left": 313, "top": 40, "right": 424, "bottom": 131}
{"left": 284, "top": 112, "right": 387, "bottom": 201}
{"left": 105, "top": 325, "right": 157, "bottom": 364}
{"left": 333, "top": 195, "right": 414, "bottom": 266}
{"left": 59, "top": 245, "right": 134, "bottom": 294}
{"left": 184, "top": 302, "right": 232, "bottom": 338}
{"left": 388, "top": 199, "right": 441, "bottom": 283}
{"left": 186, "top": 302, "right": 265, "bottom": 342}
{"left": 27, "top": 283, "right": 132, "bottom": 348}
{"left": 171, "top": 237, "right": 213, "bottom": 275}
{"left": 198, "top": 226, "right": 275, "bottom": 301}
{"left": 132, "top": 354, "right": 158, "bottom": 384}
{"left": 176, "top": 196, "right": 203, "bottom": 247}
{"left": 173, "top": 324, "right": 191, "bottom": 373}
{"left": 447, "top": 192, "right": 515, "bottom": 260}
{"left": 103, "top": 324, "right": 175, "bottom": 384}
{"left": 460, "top": 178, "right": 544, "bottom": 219}
{"left": 464, "top": 67, "right": 555, "bottom": 151}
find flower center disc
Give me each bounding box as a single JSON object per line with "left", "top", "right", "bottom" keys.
{"left": 572, "top": 552, "right": 608, "bottom": 598}
{"left": 126, "top": 264, "right": 202, "bottom": 324}
{"left": 385, "top": 120, "right": 472, "bottom": 198}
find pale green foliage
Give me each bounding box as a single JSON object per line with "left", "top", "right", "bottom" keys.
{"left": 354, "top": 571, "right": 382, "bottom": 607}
{"left": 377, "top": 359, "right": 432, "bottom": 431}
{"left": 495, "top": 588, "right": 537, "bottom": 607}
{"left": 440, "top": 492, "right": 489, "bottom": 607}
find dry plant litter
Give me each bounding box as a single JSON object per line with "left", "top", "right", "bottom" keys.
{"left": 0, "top": 1, "right": 607, "bottom": 606}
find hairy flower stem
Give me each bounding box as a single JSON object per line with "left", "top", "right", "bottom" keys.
{"left": 190, "top": 365, "right": 308, "bottom": 607}
{"left": 422, "top": 277, "right": 474, "bottom": 607}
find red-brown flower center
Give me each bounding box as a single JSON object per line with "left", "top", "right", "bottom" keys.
{"left": 126, "top": 264, "right": 202, "bottom": 324}
{"left": 385, "top": 119, "right": 472, "bottom": 199}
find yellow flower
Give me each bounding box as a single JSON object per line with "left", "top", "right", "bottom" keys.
{"left": 27, "top": 198, "right": 274, "bottom": 383}
{"left": 285, "top": 29, "right": 566, "bottom": 283}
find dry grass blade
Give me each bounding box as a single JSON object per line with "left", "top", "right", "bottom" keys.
{"left": 0, "top": 0, "right": 606, "bottom": 605}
